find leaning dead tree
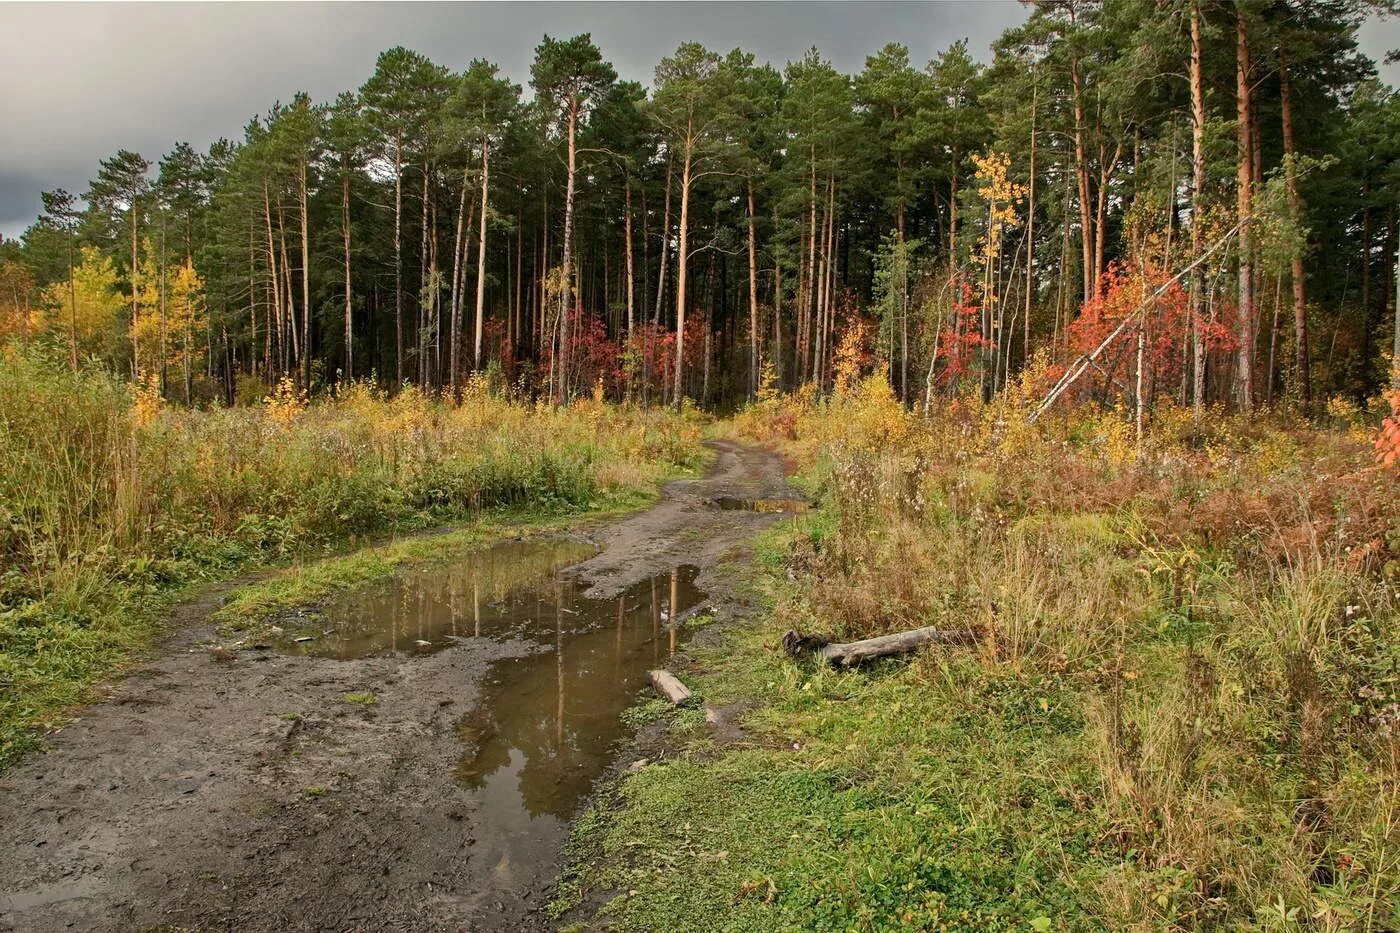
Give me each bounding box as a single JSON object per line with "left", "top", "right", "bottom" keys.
{"left": 1027, "top": 218, "right": 1246, "bottom": 425}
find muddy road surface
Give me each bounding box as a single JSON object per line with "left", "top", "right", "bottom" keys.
{"left": 0, "top": 440, "right": 799, "bottom": 932}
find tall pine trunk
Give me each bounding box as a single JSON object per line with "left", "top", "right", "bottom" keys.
{"left": 1236, "top": 7, "right": 1256, "bottom": 411}
{"left": 342, "top": 172, "right": 354, "bottom": 381}
{"left": 393, "top": 136, "right": 404, "bottom": 387}
{"left": 557, "top": 100, "right": 579, "bottom": 404}
{"left": 1190, "top": 0, "right": 1208, "bottom": 417}
{"left": 1071, "top": 55, "right": 1094, "bottom": 301}
{"left": 773, "top": 247, "right": 783, "bottom": 386}
{"left": 515, "top": 217, "right": 524, "bottom": 358}
{"left": 262, "top": 182, "right": 281, "bottom": 380}
{"left": 450, "top": 168, "right": 468, "bottom": 391}
{"left": 278, "top": 199, "right": 297, "bottom": 370}
{"left": 299, "top": 158, "right": 311, "bottom": 389}
{"left": 804, "top": 151, "right": 817, "bottom": 383}
{"left": 673, "top": 129, "right": 693, "bottom": 408}
{"left": 474, "top": 134, "right": 492, "bottom": 372}
{"left": 625, "top": 176, "right": 635, "bottom": 339}
{"left": 159, "top": 222, "right": 168, "bottom": 393}
{"left": 419, "top": 167, "right": 431, "bottom": 389}
{"left": 949, "top": 153, "right": 961, "bottom": 271}
{"left": 747, "top": 178, "right": 759, "bottom": 397}
{"left": 1393, "top": 208, "right": 1400, "bottom": 388}
{"left": 130, "top": 194, "right": 140, "bottom": 375}
{"left": 653, "top": 152, "right": 672, "bottom": 325}
{"left": 1279, "top": 45, "right": 1310, "bottom": 400}
{"left": 1025, "top": 77, "right": 1037, "bottom": 365}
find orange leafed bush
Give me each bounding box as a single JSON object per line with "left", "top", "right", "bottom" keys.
{"left": 1376, "top": 389, "right": 1400, "bottom": 469}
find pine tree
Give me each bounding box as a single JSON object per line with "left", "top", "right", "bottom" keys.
{"left": 531, "top": 34, "right": 616, "bottom": 403}
{"left": 325, "top": 92, "right": 369, "bottom": 381}
{"left": 85, "top": 149, "right": 151, "bottom": 373}
{"left": 361, "top": 47, "right": 445, "bottom": 386}
{"left": 651, "top": 42, "right": 728, "bottom": 406}
{"left": 447, "top": 60, "right": 520, "bottom": 383}
{"left": 39, "top": 189, "right": 80, "bottom": 370}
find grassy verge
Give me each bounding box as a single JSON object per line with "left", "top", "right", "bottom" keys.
{"left": 0, "top": 351, "right": 707, "bottom": 770}
{"left": 559, "top": 381, "right": 1399, "bottom": 931}
{"left": 558, "top": 522, "right": 1102, "bottom": 932}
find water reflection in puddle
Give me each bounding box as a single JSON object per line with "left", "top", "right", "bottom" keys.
{"left": 456, "top": 565, "right": 701, "bottom": 894}
{"left": 455, "top": 566, "right": 701, "bottom": 806}
{"left": 281, "top": 539, "right": 704, "bottom": 902}
{"left": 278, "top": 539, "right": 596, "bottom": 659}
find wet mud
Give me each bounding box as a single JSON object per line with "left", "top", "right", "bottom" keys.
{"left": 0, "top": 440, "right": 798, "bottom": 931}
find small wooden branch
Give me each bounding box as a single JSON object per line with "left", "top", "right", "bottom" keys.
{"left": 671, "top": 602, "right": 711, "bottom": 626}
{"left": 783, "top": 626, "right": 979, "bottom": 668}
{"left": 648, "top": 669, "right": 692, "bottom": 705}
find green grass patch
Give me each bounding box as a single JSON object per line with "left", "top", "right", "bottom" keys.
{"left": 619, "top": 697, "right": 674, "bottom": 730}
{"left": 559, "top": 520, "right": 1108, "bottom": 931}
{"left": 0, "top": 580, "right": 189, "bottom": 771}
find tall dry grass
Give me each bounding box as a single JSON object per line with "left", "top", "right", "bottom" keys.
{"left": 734, "top": 374, "right": 1400, "bottom": 928}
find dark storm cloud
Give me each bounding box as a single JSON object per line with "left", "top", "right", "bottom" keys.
{"left": 0, "top": 1, "right": 1032, "bottom": 238}
{"left": 1, "top": 2, "right": 1395, "bottom": 240}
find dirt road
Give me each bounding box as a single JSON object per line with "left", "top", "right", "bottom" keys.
{"left": 0, "top": 440, "right": 797, "bottom": 932}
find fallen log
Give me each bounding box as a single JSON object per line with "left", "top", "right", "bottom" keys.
{"left": 648, "top": 669, "right": 692, "bottom": 705}
{"left": 783, "top": 626, "right": 979, "bottom": 667}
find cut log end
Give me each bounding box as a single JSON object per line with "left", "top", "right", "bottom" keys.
{"left": 648, "top": 669, "right": 692, "bottom": 705}
{"left": 781, "top": 629, "right": 830, "bottom": 658}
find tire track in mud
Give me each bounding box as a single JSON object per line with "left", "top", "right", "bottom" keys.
{"left": 570, "top": 439, "right": 801, "bottom": 598}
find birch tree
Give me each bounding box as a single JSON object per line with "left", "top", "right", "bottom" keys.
{"left": 447, "top": 60, "right": 520, "bottom": 383}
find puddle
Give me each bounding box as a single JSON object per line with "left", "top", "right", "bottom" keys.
{"left": 456, "top": 565, "right": 701, "bottom": 895}
{"left": 711, "top": 495, "right": 808, "bottom": 514}
{"left": 278, "top": 539, "right": 703, "bottom": 904}
{"left": 276, "top": 539, "right": 596, "bottom": 659}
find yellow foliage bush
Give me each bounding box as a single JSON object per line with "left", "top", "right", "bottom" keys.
{"left": 131, "top": 371, "right": 165, "bottom": 429}
{"left": 263, "top": 376, "right": 306, "bottom": 430}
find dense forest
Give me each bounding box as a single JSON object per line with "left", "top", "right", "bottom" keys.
{"left": 5, "top": 3, "right": 1400, "bottom": 928}
{"left": 2, "top": 0, "right": 1398, "bottom": 412}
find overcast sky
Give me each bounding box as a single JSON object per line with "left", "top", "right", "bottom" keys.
{"left": 1, "top": 1, "right": 1396, "bottom": 241}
